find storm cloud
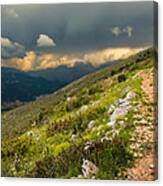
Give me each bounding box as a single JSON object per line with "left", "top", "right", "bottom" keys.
{"left": 1, "top": 1, "right": 154, "bottom": 57}
{"left": 1, "top": 37, "right": 25, "bottom": 58}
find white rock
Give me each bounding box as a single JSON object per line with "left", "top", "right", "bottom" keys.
{"left": 118, "top": 120, "right": 124, "bottom": 125}
{"left": 71, "top": 134, "right": 78, "bottom": 141}
{"left": 108, "top": 104, "right": 115, "bottom": 115}
{"left": 88, "top": 120, "right": 96, "bottom": 129}
{"left": 111, "top": 107, "right": 128, "bottom": 121}
{"left": 105, "top": 131, "right": 112, "bottom": 136}
{"left": 124, "top": 117, "right": 128, "bottom": 121}
{"left": 92, "top": 126, "right": 97, "bottom": 131}
{"left": 78, "top": 175, "right": 83, "bottom": 178}
{"left": 149, "top": 164, "right": 154, "bottom": 169}
{"left": 82, "top": 159, "right": 98, "bottom": 177}
{"left": 140, "top": 119, "right": 147, "bottom": 125}
{"left": 100, "top": 137, "right": 110, "bottom": 143}
{"left": 133, "top": 152, "right": 138, "bottom": 158}
{"left": 80, "top": 105, "right": 88, "bottom": 112}
{"left": 133, "top": 108, "right": 139, "bottom": 113}
{"left": 119, "top": 98, "right": 125, "bottom": 104}
{"left": 84, "top": 145, "right": 90, "bottom": 151}
{"left": 84, "top": 141, "right": 94, "bottom": 151}
{"left": 133, "top": 114, "right": 142, "bottom": 120}
{"left": 67, "top": 97, "right": 72, "bottom": 101}
{"left": 126, "top": 91, "right": 136, "bottom": 100}
{"left": 114, "top": 99, "right": 120, "bottom": 105}
{"left": 107, "top": 120, "right": 116, "bottom": 127}
{"left": 26, "top": 131, "right": 33, "bottom": 137}
{"left": 120, "top": 100, "right": 130, "bottom": 107}
{"left": 112, "top": 130, "right": 120, "bottom": 138}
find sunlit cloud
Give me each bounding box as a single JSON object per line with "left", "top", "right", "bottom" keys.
{"left": 37, "top": 34, "right": 56, "bottom": 47}
{"left": 84, "top": 47, "right": 142, "bottom": 66}
{"left": 1, "top": 47, "right": 143, "bottom": 71}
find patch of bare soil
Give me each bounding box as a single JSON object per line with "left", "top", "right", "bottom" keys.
{"left": 126, "top": 70, "right": 157, "bottom": 181}
{"left": 127, "top": 153, "right": 156, "bottom": 181}
{"left": 140, "top": 70, "right": 154, "bottom": 103}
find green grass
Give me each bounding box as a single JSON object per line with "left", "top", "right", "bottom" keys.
{"left": 1, "top": 48, "right": 157, "bottom": 179}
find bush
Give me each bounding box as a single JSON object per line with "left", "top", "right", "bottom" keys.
{"left": 88, "top": 85, "right": 103, "bottom": 95}
{"left": 111, "top": 70, "right": 116, "bottom": 76}
{"left": 117, "top": 74, "right": 126, "bottom": 83}
{"left": 65, "top": 95, "right": 90, "bottom": 112}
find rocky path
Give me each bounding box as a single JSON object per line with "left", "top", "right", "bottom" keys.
{"left": 126, "top": 70, "right": 157, "bottom": 180}
{"left": 140, "top": 70, "right": 155, "bottom": 103}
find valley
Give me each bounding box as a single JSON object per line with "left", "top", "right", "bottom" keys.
{"left": 1, "top": 48, "right": 157, "bottom": 180}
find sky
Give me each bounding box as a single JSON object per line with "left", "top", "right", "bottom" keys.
{"left": 1, "top": 1, "right": 155, "bottom": 70}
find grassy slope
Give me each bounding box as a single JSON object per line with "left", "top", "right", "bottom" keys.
{"left": 1, "top": 48, "right": 157, "bottom": 179}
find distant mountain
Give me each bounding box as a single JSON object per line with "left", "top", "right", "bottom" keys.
{"left": 1, "top": 67, "right": 61, "bottom": 110}
{"left": 1, "top": 63, "right": 107, "bottom": 110}
{"left": 28, "top": 62, "right": 108, "bottom": 83}
{"left": 2, "top": 57, "right": 133, "bottom": 111}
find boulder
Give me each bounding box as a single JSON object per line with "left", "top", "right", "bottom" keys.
{"left": 82, "top": 159, "right": 99, "bottom": 178}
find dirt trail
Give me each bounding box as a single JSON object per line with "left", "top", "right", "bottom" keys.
{"left": 126, "top": 70, "right": 157, "bottom": 181}
{"left": 140, "top": 70, "right": 154, "bottom": 103}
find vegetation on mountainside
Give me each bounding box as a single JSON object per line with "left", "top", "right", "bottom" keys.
{"left": 1, "top": 48, "right": 157, "bottom": 180}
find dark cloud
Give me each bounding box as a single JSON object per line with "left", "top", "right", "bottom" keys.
{"left": 1, "top": 37, "right": 25, "bottom": 58}
{"left": 1, "top": 1, "right": 154, "bottom": 56}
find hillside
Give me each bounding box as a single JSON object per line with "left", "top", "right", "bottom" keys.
{"left": 2, "top": 62, "right": 109, "bottom": 111}
{"left": 1, "top": 48, "right": 157, "bottom": 180}
{"left": 1, "top": 67, "right": 60, "bottom": 111}
{"left": 28, "top": 62, "right": 106, "bottom": 82}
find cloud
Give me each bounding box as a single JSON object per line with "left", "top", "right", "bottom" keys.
{"left": 84, "top": 47, "right": 142, "bottom": 66}
{"left": 1, "top": 37, "right": 25, "bottom": 58}
{"left": 123, "top": 26, "right": 133, "bottom": 37}
{"left": 37, "top": 34, "right": 56, "bottom": 47}
{"left": 1, "top": 2, "right": 153, "bottom": 52}
{"left": 111, "top": 26, "right": 133, "bottom": 38}
{"left": 5, "top": 8, "right": 19, "bottom": 18}
{"left": 1, "top": 47, "right": 143, "bottom": 71}
{"left": 110, "top": 27, "right": 122, "bottom": 36}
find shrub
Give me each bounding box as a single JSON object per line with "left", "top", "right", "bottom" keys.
{"left": 111, "top": 70, "right": 116, "bottom": 76}
{"left": 88, "top": 85, "right": 103, "bottom": 95}
{"left": 117, "top": 74, "right": 126, "bottom": 83}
